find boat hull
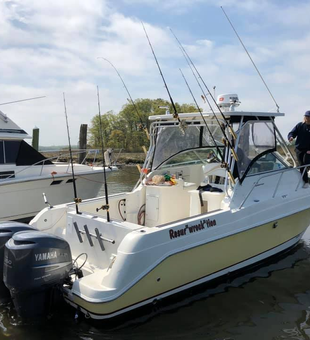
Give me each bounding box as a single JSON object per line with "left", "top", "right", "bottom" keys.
{"left": 65, "top": 207, "right": 310, "bottom": 319}
{"left": 0, "top": 172, "right": 105, "bottom": 221}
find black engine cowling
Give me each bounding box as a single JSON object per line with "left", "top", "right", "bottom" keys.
{"left": 3, "top": 230, "right": 72, "bottom": 318}
{"left": 0, "top": 222, "right": 36, "bottom": 298}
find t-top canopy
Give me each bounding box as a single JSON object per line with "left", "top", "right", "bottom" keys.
{"left": 149, "top": 110, "right": 285, "bottom": 121}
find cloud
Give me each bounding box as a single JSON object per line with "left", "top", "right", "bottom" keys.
{"left": 1, "top": 0, "right": 310, "bottom": 146}
{"left": 119, "top": 0, "right": 271, "bottom": 14}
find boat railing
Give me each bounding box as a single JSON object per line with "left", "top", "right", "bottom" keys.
{"left": 52, "top": 148, "right": 123, "bottom": 167}
{"left": 0, "top": 148, "right": 119, "bottom": 182}
{"left": 238, "top": 164, "right": 310, "bottom": 209}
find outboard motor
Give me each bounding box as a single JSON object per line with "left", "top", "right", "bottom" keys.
{"left": 0, "top": 222, "right": 36, "bottom": 298}
{"left": 3, "top": 231, "right": 72, "bottom": 319}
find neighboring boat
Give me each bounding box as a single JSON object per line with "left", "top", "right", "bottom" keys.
{"left": 0, "top": 110, "right": 117, "bottom": 222}
{"left": 2, "top": 94, "right": 310, "bottom": 320}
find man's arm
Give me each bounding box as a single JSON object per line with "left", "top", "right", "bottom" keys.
{"left": 288, "top": 123, "right": 300, "bottom": 142}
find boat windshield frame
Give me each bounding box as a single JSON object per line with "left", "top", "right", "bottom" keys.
{"left": 147, "top": 119, "right": 227, "bottom": 171}
{"left": 141, "top": 112, "right": 294, "bottom": 189}
{"left": 231, "top": 115, "right": 292, "bottom": 182}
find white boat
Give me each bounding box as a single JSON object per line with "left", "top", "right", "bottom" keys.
{"left": 2, "top": 94, "right": 310, "bottom": 320}
{"left": 0, "top": 110, "right": 117, "bottom": 222}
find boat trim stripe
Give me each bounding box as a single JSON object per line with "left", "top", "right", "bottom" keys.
{"left": 69, "top": 232, "right": 303, "bottom": 318}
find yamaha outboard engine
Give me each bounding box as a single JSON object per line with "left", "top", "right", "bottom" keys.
{"left": 3, "top": 231, "right": 72, "bottom": 319}
{"left": 0, "top": 222, "right": 35, "bottom": 298}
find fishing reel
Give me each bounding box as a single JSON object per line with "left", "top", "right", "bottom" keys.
{"left": 137, "top": 123, "right": 145, "bottom": 131}
{"left": 178, "top": 119, "right": 187, "bottom": 135}
{"left": 96, "top": 204, "right": 109, "bottom": 212}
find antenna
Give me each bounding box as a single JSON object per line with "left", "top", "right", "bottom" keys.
{"left": 0, "top": 96, "right": 46, "bottom": 106}
{"left": 63, "top": 93, "right": 80, "bottom": 214}
{"left": 213, "top": 86, "right": 216, "bottom": 98}
{"left": 97, "top": 57, "right": 149, "bottom": 139}
{"left": 221, "top": 6, "right": 280, "bottom": 112}
{"left": 95, "top": 86, "right": 110, "bottom": 222}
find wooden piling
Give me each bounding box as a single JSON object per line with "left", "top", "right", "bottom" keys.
{"left": 32, "top": 127, "right": 39, "bottom": 151}
{"left": 79, "top": 124, "right": 88, "bottom": 164}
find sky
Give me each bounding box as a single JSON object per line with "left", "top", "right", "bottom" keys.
{"left": 0, "top": 0, "right": 310, "bottom": 146}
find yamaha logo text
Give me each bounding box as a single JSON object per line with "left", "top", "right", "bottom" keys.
{"left": 35, "top": 251, "right": 57, "bottom": 261}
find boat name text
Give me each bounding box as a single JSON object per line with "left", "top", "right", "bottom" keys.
{"left": 35, "top": 251, "right": 57, "bottom": 261}
{"left": 169, "top": 219, "right": 216, "bottom": 239}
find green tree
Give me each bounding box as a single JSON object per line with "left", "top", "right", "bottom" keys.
{"left": 88, "top": 99, "right": 199, "bottom": 151}
{"left": 88, "top": 110, "right": 118, "bottom": 147}
{"left": 108, "top": 130, "right": 125, "bottom": 149}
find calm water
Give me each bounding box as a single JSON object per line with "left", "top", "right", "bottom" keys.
{"left": 2, "top": 168, "right": 310, "bottom": 340}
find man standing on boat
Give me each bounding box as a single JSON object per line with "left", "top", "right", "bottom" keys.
{"left": 288, "top": 111, "right": 310, "bottom": 188}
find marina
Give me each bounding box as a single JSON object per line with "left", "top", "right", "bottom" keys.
{"left": 1, "top": 1, "right": 310, "bottom": 339}
{"left": 2, "top": 93, "right": 310, "bottom": 326}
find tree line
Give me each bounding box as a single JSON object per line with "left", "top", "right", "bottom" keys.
{"left": 88, "top": 98, "right": 198, "bottom": 152}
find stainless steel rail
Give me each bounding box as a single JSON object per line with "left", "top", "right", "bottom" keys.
{"left": 238, "top": 164, "right": 309, "bottom": 209}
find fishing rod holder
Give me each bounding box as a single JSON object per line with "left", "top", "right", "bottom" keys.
{"left": 42, "top": 192, "right": 53, "bottom": 208}
{"left": 74, "top": 198, "right": 82, "bottom": 204}
{"left": 96, "top": 204, "right": 109, "bottom": 212}
{"left": 73, "top": 222, "right": 115, "bottom": 251}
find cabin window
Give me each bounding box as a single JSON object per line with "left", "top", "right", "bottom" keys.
{"left": 5, "top": 141, "right": 21, "bottom": 163}
{"left": 0, "top": 140, "right": 52, "bottom": 165}
{"left": 0, "top": 140, "right": 21, "bottom": 164}
{"left": 0, "top": 141, "right": 4, "bottom": 164}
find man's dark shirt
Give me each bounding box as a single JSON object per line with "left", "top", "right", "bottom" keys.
{"left": 288, "top": 122, "right": 310, "bottom": 151}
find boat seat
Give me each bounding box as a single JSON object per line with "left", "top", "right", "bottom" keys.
{"left": 201, "top": 165, "right": 226, "bottom": 188}
{"left": 145, "top": 179, "right": 197, "bottom": 227}
{"left": 189, "top": 190, "right": 225, "bottom": 216}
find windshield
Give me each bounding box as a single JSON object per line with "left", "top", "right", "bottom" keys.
{"left": 236, "top": 120, "right": 276, "bottom": 179}
{"left": 248, "top": 152, "right": 287, "bottom": 175}
{"left": 158, "top": 147, "right": 223, "bottom": 170}
{"left": 152, "top": 123, "right": 225, "bottom": 169}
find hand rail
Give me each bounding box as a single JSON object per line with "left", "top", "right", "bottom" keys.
{"left": 238, "top": 163, "right": 309, "bottom": 209}
{"left": 0, "top": 148, "right": 118, "bottom": 182}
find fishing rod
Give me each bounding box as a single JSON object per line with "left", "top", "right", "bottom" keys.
{"left": 169, "top": 28, "right": 238, "bottom": 162}
{"left": 176, "top": 42, "right": 239, "bottom": 165}
{"left": 95, "top": 86, "right": 110, "bottom": 222}
{"left": 141, "top": 22, "right": 186, "bottom": 132}
{"left": 179, "top": 68, "right": 235, "bottom": 184}
{"left": 221, "top": 6, "right": 280, "bottom": 113}
{"left": 169, "top": 28, "right": 237, "bottom": 140}
{"left": 0, "top": 96, "right": 46, "bottom": 106}
{"left": 176, "top": 42, "right": 216, "bottom": 120}
{"left": 97, "top": 57, "right": 149, "bottom": 139}
{"left": 63, "top": 93, "right": 80, "bottom": 215}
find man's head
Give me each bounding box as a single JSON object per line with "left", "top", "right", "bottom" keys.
{"left": 304, "top": 111, "right": 310, "bottom": 125}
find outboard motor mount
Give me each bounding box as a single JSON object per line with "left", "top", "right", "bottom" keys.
{"left": 0, "top": 221, "right": 36, "bottom": 298}
{"left": 3, "top": 231, "right": 72, "bottom": 318}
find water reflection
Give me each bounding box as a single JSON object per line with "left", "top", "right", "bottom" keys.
{"left": 98, "top": 167, "right": 140, "bottom": 196}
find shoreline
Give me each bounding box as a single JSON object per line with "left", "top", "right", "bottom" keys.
{"left": 41, "top": 151, "right": 146, "bottom": 165}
